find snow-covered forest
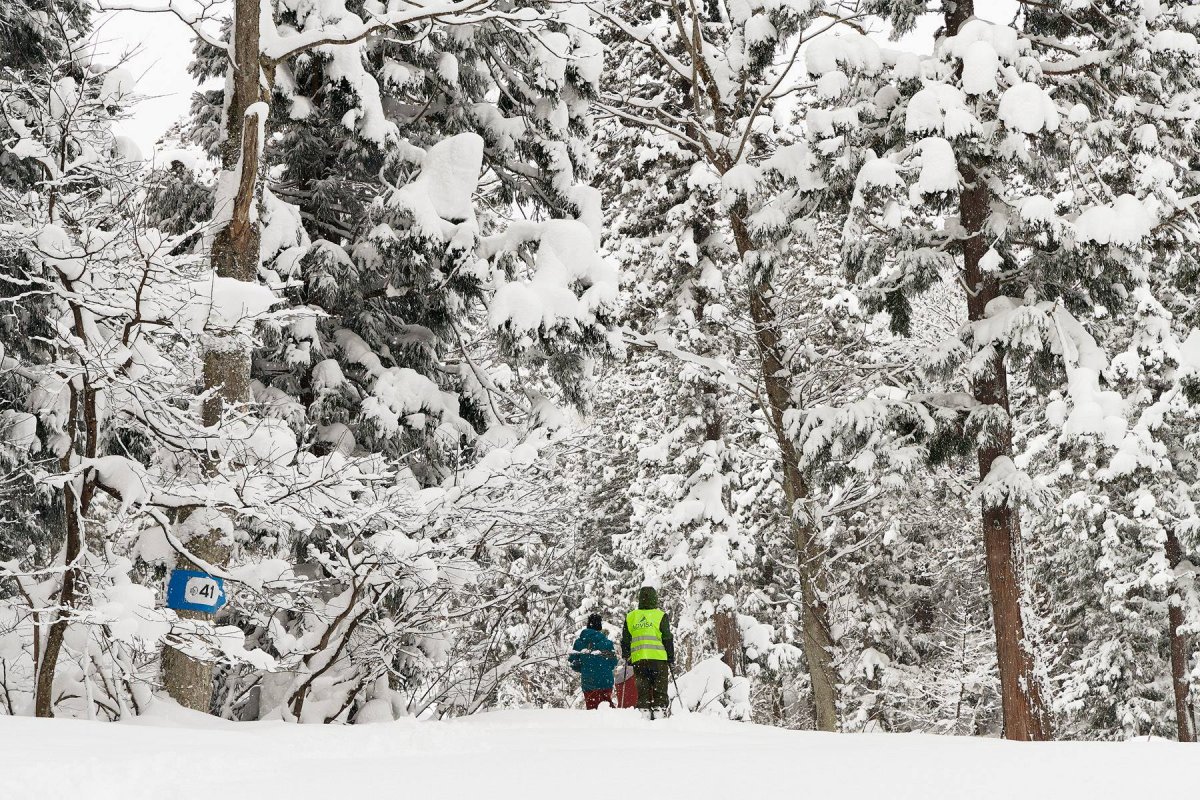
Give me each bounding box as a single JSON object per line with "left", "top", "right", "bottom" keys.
{"left": 2, "top": 0, "right": 1200, "bottom": 751}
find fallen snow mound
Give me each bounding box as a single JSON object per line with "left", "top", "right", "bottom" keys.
{"left": 0, "top": 703, "right": 1190, "bottom": 800}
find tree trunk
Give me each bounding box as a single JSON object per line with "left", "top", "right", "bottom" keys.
{"left": 732, "top": 216, "right": 838, "bottom": 731}
{"left": 161, "top": 0, "right": 262, "bottom": 712}
{"left": 161, "top": 529, "right": 232, "bottom": 713}
{"left": 959, "top": 162, "right": 1052, "bottom": 742}
{"left": 713, "top": 607, "right": 743, "bottom": 676}
{"left": 1165, "top": 528, "right": 1196, "bottom": 742}
{"left": 35, "top": 359, "right": 98, "bottom": 717}
{"left": 34, "top": 484, "right": 83, "bottom": 717}
{"left": 943, "top": 0, "right": 1051, "bottom": 742}
{"left": 211, "top": 0, "right": 265, "bottom": 284}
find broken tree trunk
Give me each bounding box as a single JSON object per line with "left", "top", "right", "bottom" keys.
{"left": 161, "top": 0, "right": 263, "bottom": 713}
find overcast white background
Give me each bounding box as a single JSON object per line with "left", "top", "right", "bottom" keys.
{"left": 96, "top": 0, "right": 1019, "bottom": 160}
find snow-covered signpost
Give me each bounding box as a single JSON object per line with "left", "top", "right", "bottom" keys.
{"left": 104, "top": 0, "right": 487, "bottom": 713}
{"left": 100, "top": 0, "right": 618, "bottom": 717}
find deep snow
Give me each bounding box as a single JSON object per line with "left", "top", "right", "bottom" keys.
{"left": 0, "top": 703, "right": 1194, "bottom": 800}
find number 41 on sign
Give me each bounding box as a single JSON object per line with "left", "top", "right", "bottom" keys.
{"left": 166, "top": 569, "right": 227, "bottom": 614}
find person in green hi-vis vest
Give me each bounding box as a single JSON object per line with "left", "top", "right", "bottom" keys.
{"left": 620, "top": 586, "right": 674, "bottom": 718}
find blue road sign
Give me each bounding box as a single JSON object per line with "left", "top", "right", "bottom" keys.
{"left": 166, "top": 569, "right": 227, "bottom": 614}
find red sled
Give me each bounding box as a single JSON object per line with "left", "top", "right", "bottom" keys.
{"left": 615, "top": 665, "right": 638, "bottom": 709}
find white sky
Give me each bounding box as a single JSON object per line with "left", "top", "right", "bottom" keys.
{"left": 97, "top": 0, "right": 1019, "bottom": 160}
{"left": 95, "top": 7, "right": 208, "bottom": 160}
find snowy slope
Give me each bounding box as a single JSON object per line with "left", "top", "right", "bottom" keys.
{"left": 0, "top": 703, "right": 1193, "bottom": 800}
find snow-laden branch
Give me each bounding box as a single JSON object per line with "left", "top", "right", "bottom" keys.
{"left": 623, "top": 328, "right": 757, "bottom": 393}
{"left": 261, "top": 0, "right": 497, "bottom": 62}
{"left": 97, "top": 0, "right": 227, "bottom": 49}
{"left": 585, "top": 2, "right": 692, "bottom": 82}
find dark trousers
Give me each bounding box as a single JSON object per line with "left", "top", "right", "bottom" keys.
{"left": 583, "top": 688, "right": 613, "bottom": 710}
{"left": 633, "top": 661, "right": 670, "bottom": 711}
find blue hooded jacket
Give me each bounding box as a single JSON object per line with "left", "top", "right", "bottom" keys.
{"left": 568, "top": 627, "right": 618, "bottom": 691}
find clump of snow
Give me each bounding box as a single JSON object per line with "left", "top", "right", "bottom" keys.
{"left": 998, "top": 83, "right": 1059, "bottom": 135}
{"left": 672, "top": 657, "right": 750, "bottom": 719}
{"left": 958, "top": 40, "right": 1000, "bottom": 95}
{"left": 1019, "top": 195, "right": 1059, "bottom": 225}
{"left": 490, "top": 219, "right": 618, "bottom": 337}
{"left": 1051, "top": 306, "right": 1127, "bottom": 445}
{"left": 1179, "top": 329, "right": 1200, "bottom": 374}
{"left": 112, "top": 136, "right": 143, "bottom": 163}
{"left": 83, "top": 456, "right": 153, "bottom": 515}
{"left": 415, "top": 133, "right": 481, "bottom": 222}
{"left": 99, "top": 67, "right": 135, "bottom": 105}
{"left": 311, "top": 359, "right": 345, "bottom": 390}
{"left": 972, "top": 455, "right": 1050, "bottom": 509}
{"left": 805, "top": 31, "right": 882, "bottom": 76}
{"left": 816, "top": 70, "right": 849, "bottom": 99}
{"left": 36, "top": 225, "right": 86, "bottom": 280}
{"left": 980, "top": 247, "right": 1003, "bottom": 272}
{"left": 260, "top": 187, "right": 310, "bottom": 273}
{"left": 49, "top": 76, "right": 80, "bottom": 119}
{"left": 567, "top": 184, "right": 603, "bottom": 247}
{"left": 915, "top": 137, "right": 958, "bottom": 195}
{"left": 1074, "top": 194, "right": 1158, "bottom": 245}
{"left": 0, "top": 410, "right": 39, "bottom": 453}
{"left": 943, "top": 18, "right": 1021, "bottom": 63}
{"left": 177, "top": 275, "right": 279, "bottom": 338}
{"left": 1149, "top": 30, "right": 1200, "bottom": 53}
{"left": 361, "top": 367, "right": 464, "bottom": 437}
{"left": 854, "top": 157, "right": 904, "bottom": 192}
{"left": 355, "top": 698, "right": 396, "bottom": 724}
{"left": 905, "top": 82, "right": 979, "bottom": 138}
{"left": 389, "top": 133, "right": 483, "bottom": 238}
{"left": 174, "top": 507, "right": 235, "bottom": 547}
{"left": 221, "top": 418, "right": 299, "bottom": 468}
{"left": 317, "top": 422, "right": 356, "bottom": 456}
{"left": 640, "top": 568, "right": 661, "bottom": 591}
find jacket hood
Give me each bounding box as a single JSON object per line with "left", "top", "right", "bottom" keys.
{"left": 575, "top": 627, "right": 614, "bottom": 651}
{"left": 637, "top": 586, "right": 659, "bottom": 610}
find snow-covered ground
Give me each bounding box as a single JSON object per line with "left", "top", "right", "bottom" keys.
{"left": 1, "top": 702, "right": 1193, "bottom": 800}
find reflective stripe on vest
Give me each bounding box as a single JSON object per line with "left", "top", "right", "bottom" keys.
{"left": 626, "top": 609, "right": 667, "bottom": 662}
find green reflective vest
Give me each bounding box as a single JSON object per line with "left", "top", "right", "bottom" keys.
{"left": 626, "top": 609, "right": 668, "bottom": 662}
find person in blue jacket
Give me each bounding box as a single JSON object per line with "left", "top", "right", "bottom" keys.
{"left": 568, "top": 613, "right": 619, "bottom": 709}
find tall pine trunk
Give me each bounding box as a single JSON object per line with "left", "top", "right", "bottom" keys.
{"left": 958, "top": 160, "right": 1051, "bottom": 741}
{"left": 161, "top": 0, "right": 262, "bottom": 712}
{"left": 1165, "top": 528, "right": 1196, "bottom": 742}
{"left": 732, "top": 216, "right": 838, "bottom": 731}
{"left": 944, "top": 0, "right": 1051, "bottom": 742}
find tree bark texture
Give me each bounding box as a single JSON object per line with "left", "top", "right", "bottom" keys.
{"left": 211, "top": 0, "right": 265, "bottom": 283}
{"left": 36, "top": 317, "right": 99, "bottom": 717}
{"left": 713, "top": 608, "right": 744, "bottom": 677}
{"left": 959, "top": 163, "right": 1052, "bottom": 741}
{"left": 732, "top": 216, "right": 838, "bottom": 731}
{"left": 1164, "top": 528, "right": 1196, "bottom": 742}
{"left": 942, "top": 0, "right": 1051, "bottom": 742}
{"left": 161, "top": 530, "right": 233, "bottom": 713}
{"left": 34, "top": 484, "right": 83, "bottom": 717}
{"left": 162, "top": 0, "right": 263, "bottom": 712}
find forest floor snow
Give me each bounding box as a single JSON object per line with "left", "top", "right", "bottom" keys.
{"left": 0, "top": 701, "right": 1193, "bottom": 800}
